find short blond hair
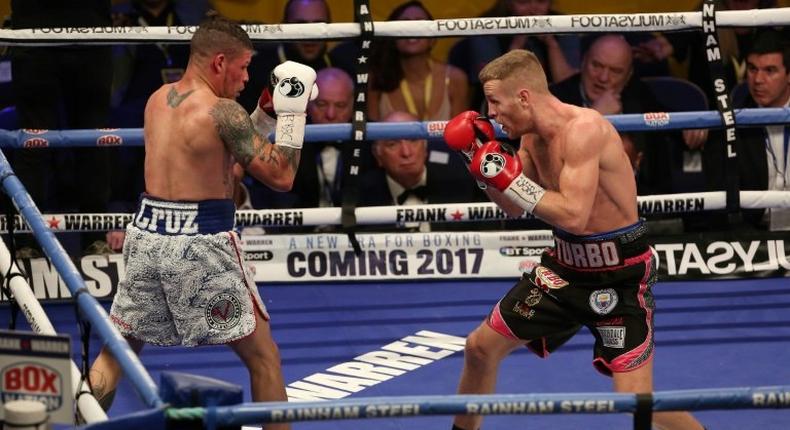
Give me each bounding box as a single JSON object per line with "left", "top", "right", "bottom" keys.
{"left": 479, "top": 49, "right": 548, "bottom": 94}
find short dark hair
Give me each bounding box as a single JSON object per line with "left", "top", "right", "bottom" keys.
{"left": 190, "top": 14, "right": 253, "bottom": 60}
{"left": 749, "top": 29, "right": 790, "bottom": 70}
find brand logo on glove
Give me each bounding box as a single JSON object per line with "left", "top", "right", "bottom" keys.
{"left": 277, "top": 76, "right": 305, "bottom": 98}
{"left": 480, "top": 153, "right": 506, "bottom": 177}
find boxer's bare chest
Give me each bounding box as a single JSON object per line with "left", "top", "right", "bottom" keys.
{"left": 523, "top": 134, "right": 563, "bottom": 190}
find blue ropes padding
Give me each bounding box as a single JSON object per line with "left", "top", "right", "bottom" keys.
{"left": 160, "top": 371, "right": 243, "bottom": 407}
{"left": 79, "top": 407, "right": 167, "bottom": 430}
{"left": 173, "top": 384, "right": 790, "bottom": 427}
{"left": 0, "top": 150, "right": 163, "bottom": 409}
{"left": 0, "top": 108, "right": 788, "bottom": 148}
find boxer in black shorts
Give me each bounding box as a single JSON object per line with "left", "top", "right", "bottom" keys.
{"left": 444, "top": 49, "right": 703, "bottom": 430}
{"left": 490, "top": 220, "right": 655, "bottom": 376}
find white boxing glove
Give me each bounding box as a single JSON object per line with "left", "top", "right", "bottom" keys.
{"left": 271, "top": 60, "right": 318, "bottom": 149}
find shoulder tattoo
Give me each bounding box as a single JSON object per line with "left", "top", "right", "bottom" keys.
{"left": 210, "top": 99, "right": 265, "bottom": 167}
{"left": 167, "top": 87, "right": 195, "bottom": 108}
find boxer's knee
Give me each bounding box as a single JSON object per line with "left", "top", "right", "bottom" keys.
{"left": 463, "top": 327, "right": 502, "bottom": 369}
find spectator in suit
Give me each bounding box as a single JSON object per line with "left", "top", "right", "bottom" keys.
{"left": 105, "top": 0, "right": 209, "bottom": 252}
{"left": 550, "top": 34, "right": 702, "bottom": 197}
{"left": 703, "top": 29, "right": 790, "bottom": 230}
{"left": 643, "top": 0, "right": 779, "bottom": 107}
{"left": 359, "top": 111, "right": 484, "bottom": 231}
{"left": 237, "top": 0, "right": 333, "bottom": 112}
{"left": 111, "top": 0, "right": 208, "bottom": 128}
{"left": 448, "top": 0, "right": 581, "bottom": 112}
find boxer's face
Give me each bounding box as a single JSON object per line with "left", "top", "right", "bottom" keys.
{"left": 220, "top": 50, "right": 252, "bottom": 99}
{"left": 484, "top": 79, "right": 528, "bottom": 138}
{"left": 746, "top": 52, "right": 790, "bottom": 108}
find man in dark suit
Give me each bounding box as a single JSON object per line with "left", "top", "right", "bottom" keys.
{"left": 703, "top": 29, "right": 790, "bottom": 230}
{"left": 237, "top": 0, "right": 333, "bottom": 113}
{"left": 549, "top": 34, "right": 717, "bottom": 232}
{"left": 359, "top": 111, "right": 485, "bottom": 231}
{"left": 549, "top": 34, "right": 679, "bottom": 196}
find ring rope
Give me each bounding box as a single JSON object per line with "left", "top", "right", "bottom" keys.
{"left": 0, "top": 151, "right": 164, "bottom": 409}
{"left": 2, "top": 191, "right": 788, "bottom": 232}
{"left": 1, "top": 108, "right": 788, "bottom": 148}
{"left": 0, "top": 237, "right": 108, "bottom": 423}
{"left": 161, "top": 386, "right": 790, "bottom": 426}
{"left": 1, "top": 9, "right": 789, "bottom": 45}
{"left": 5, "top": 5, "right": 787, "bottom": 428}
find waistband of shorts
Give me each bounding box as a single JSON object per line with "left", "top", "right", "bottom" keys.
{"left": 132, "top": 194, "right": 235, "bottom": 235}
{"left": 552, "top": 219, "right": 648, "bottom": 270}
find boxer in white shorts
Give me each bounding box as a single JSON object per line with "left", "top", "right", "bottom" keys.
{"left": 110, "top": 195, "right": 269, "bottom": 346}
{"left": 87, "top": 16, "right": 317, "bottom": 430}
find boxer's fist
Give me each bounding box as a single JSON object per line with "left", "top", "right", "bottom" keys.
{"left": 443, "top": 111, "right": 495, "bottom": 163}
{"left": 258, "top": 86, "right": 275, "bottom": 117}
{"left": 250, "top": 86, "right": 276, "bottom": 135}
{"left": 471, "top": 141, "right": 545, "bottom": 213}
{"left": 271, "top": 61, "right": 319, "bottom": 114}
{"left": 271, "top": 61, "right": 319, "bottom": 149}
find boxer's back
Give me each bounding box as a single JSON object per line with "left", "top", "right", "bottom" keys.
{"left": 143, "top": 82, "right": 235, "bottom": 201}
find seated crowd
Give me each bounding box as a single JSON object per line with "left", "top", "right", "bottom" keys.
{"left": 5, "top": 0, "right": 790, "bottom": 255}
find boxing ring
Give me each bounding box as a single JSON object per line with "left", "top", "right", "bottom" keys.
{"left": 1, "top": 3, "right": 790, "bottom": 430}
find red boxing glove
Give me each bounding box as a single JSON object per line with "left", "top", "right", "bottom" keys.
{"left": 443, "top": 111, "right": 495, "bottom": 163}
{"left": 471, "top": 141, "right": 546, "bottom": 214}
{"left": 251, "top": 86, "right": 277, "bottom": 135}
{"left": 258, "top": 86, "right": 275, "bottom": 117}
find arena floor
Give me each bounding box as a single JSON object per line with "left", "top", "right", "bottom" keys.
{"left": 5, "top": 277, "right": 790, "bottom": 429}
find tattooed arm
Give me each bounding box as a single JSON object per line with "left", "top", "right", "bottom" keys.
{"left": 211, "top": 98, "right": 300, "bottom": 192}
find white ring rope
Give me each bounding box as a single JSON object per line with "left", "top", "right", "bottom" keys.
{"left": 1, "top": 8, "right": 789, "bottom": 45}
{"left": 1, "top": 191, "right": 787, "bottom": 232}
{"left": 0, "top": 237, "right": 107, "bottom": 423}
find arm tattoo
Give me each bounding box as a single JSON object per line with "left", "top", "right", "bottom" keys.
{"left": 210, "top": 99, "right": 265, "bottom": 167}
{"left": 270, "top": 145, "right": 300, "bottom": 172}
{"left": 167, "top": 87, "right": 195, "bottom": 108}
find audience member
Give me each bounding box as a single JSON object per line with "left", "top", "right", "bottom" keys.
{"left": 10, "top": 0, "right": 113, "bottom": 255}
{"left": 105, "top": 0, "right": 209, "bottom": 252}
{"left": 237, "top": 0, "right": 333, "bottom": 112}
{"left": 703, "top": 29, "right": 790, "bottom": 230}
{"left": 359, "top": 111, "right": 484, "bottom": 231}
{"left": 111, "top": 0, "right": 208, "bottom": 127}
{"left": 448, "top": 0, "right": 580, "bottom": 111}
{"left": 657, "top": 0, "right": 778, "bottom": 106}
{"left": 368, "top": 1, "right": 468, "bottom": 121}
{"left": 550, "top": 34, "right": 697, "bottom": 197}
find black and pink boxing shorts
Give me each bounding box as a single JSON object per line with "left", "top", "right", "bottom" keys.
{"left": 487, "top": 220, "right": 656, "bottom": 376}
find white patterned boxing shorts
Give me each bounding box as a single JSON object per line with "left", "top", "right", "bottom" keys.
{"left": 109, "top": 194, "right": 268, "bottom": 346}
